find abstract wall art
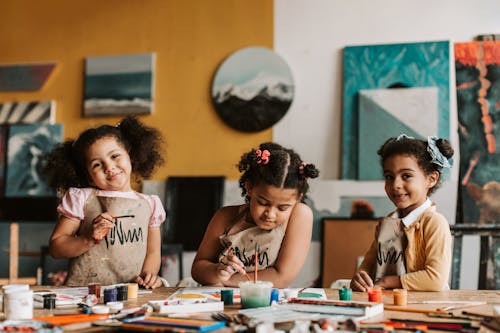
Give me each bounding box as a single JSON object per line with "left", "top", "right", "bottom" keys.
{"left": 342, "top": 41, "right": 451, "bottom": 179}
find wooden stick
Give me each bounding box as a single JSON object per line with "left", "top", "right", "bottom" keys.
{"left": 254, "top": 244, "right": 258, "bottom": 283}
{"left": 384, "top": 305, "right": 451, "bottom": 315}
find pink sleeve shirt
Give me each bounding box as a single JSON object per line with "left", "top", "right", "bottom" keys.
{"left": 57, "top": 187, "right": 166, "bottom": 228}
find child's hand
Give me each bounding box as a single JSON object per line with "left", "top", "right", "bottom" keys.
{"left": 350, "top": 271, "right": 374, "bottom": 292}
{"left": 135, "top": 273, "right": 163, "bottom": 289}
{"left": 217, "top": 252, "right": 246, "bottom": 282}
{"left": 91, "top": 213, "right": 115, "bottom": 242}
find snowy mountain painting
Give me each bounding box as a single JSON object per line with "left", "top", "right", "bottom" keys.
{"left": 84, "top": 53, "right": 154, "bottom": 117}
{"left": 211, "top": 47, "right": 294, "bottom": 132}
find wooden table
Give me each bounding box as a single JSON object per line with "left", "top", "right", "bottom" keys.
{"left": 7, "top": 287, "right": 500, "bottom": 332}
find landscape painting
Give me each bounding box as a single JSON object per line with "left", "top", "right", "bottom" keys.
{"left": 84, "top": 53, "right": 154, "bottom": 117}
{"left": 5, "top": 124, "right": 62, "bottom": 197}
{"left": 211, "top": 47, "right": 294, "bottom": 132}
{"left": 342, "top": 41, "right": 451, "bottom": 179}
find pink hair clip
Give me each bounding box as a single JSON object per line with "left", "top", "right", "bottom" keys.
{"left": 256, "top": 149, "right": 270, "bottom": 165}
{"left": 299, "top": 162, "right": 306, "bottom": 176}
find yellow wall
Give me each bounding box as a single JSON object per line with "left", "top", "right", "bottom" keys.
{"left": 0, "top": 0, "right": 273, "bottom": 181}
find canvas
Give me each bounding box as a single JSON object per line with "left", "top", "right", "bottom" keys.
{"left": 342, "top": 41, "right": 451, "bottom": 179}
{"left": 211, "top": 47, "right": 294, "bottom": 132}
{"left": 0, "top": 63, "right": 55, "bottom": 91}
{"left": 358, "top": 87, "right": 438, "bottom": 180}
{"left": 454, "top": 41, "right": 500, "bottom": 224}
{"left": 0, "top": 101, "right": 54, "bottom": 124}
{"left": 84, "top": 53, "right": 154, "bottom": 117}
{"left": 5, "top": 124, "right": 62, "bottom": 197}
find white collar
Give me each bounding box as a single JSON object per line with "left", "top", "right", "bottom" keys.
{"left": 390, "top": 198, "right": 432, "bottom": 227}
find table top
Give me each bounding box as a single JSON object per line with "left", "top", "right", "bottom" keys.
{"left": 5, "top": 287, "right": 500, "bottom": 332}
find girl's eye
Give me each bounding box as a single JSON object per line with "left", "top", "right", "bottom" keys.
{"left": 111, "top": 153, "right": 121, "bottom": 159}
{"left": 278, "top": 206, "right": 290, "bottom": 212}
{"left": 257, "top": 201, "right": 268, "bottom": 206}
{"left": 384, "top": 175, "right": 394, "bottom": 181}
{"left": 402, "top": 174, "right": 412, "bottom": 180}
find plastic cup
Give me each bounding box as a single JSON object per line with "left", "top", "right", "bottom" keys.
{"left": 239, "top": 281, "right": 273, "bottom": 309}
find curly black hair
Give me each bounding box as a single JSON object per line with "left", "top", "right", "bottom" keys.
{"left": 237, "top": 142, "right": 319, "bottom": 202}
{"left": 42, "top": 115, "right": 165, "bottom": 193}
{"left": 377, "top": 135, "right": 454, "bottom": 195}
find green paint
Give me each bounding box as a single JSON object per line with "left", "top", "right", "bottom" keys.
{"left": 241, "top": 295, "right": 270, "bottom": 309}
{"left": 298, "top": 292, "right": 322, "bottom": 298}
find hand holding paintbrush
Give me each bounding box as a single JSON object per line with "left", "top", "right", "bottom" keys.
{"left": 90, "top": 213, "right": 135, "bottom": 243}
{"left": 217, "top": 247, "right": 250, "bottom": 281}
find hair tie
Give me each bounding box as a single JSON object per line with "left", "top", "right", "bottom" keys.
{"left": 427, "top": 136, "right": 453, "bottom": 168}
{"left": 255, "top": 149, "right": 270, "bottom": 165}
{"left": 299, "top": 162, "right": 307, "bottom": 177}
{"left": 396, "top": 133, "right": 414, "bottom": 141}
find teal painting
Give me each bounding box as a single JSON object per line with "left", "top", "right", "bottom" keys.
{"left": 342, "top": 41, "right": 451, "bottom": 179}
{"left": 84, "top": 53, "right": 154, "bottom": 117}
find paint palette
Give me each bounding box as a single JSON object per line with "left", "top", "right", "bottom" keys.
{"left": 171, "top": 293, "right": 208, "bottom": 303}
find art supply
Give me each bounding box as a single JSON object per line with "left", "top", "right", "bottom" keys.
{"left": 338, "top": 287, "right": 352, "bottom": 301}
{"left": 368, "top": 287, "right": 383, "bottom": 303}
{"left": 103, "top": 287, "right": 117, "bottom": 304}
{"left": 270, "top": 288, "right": 279, "bottom": 304}
{"left": 107, "top": 301, "right": 124, "bottom": 313}
{"left": 239, "top": 280, "right": 273, "bottom": 309}
{"left": 393, "top": 289, "right": 407, "bottom": 306}
{"left": 117, "top": 284, "right": 128, "bottom": 301}
{"left": 384, "top": 305, "right": 450, "bottom": 315}
{"left": 88, "top": 283, "right": 101, "bottom": 299}
{"left": 114, "top": 215, "right": 135, "bottom": 219}
{"left": 283, "top": 288, "right": 299, "bottom": 299}
{"left": 91, "top": 305, "right": 110, "bottom": 314}
{"left": 123, "top": 316, "right": 226, "bottom": 332}
{"left": 127, "top": 283, "right": 139, "bottom": 299}
{"left": 254, "top": 244, "right": 259, "bottom": 283}
{"left": 43, "top": 293, "right": 57, "bottom": 310}
{"left": 227, "top": 248, "right": 251, "bottom": 281}
{"left": 4, "top": 288, "right": 33, "bottom": 320}
{"left": 2, "top": 284, "right": 29, "bottom": 313}
{"left": 221, "top": 289, "right": 233, "bottom": 305}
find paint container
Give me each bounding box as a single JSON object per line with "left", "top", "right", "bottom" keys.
{"left": 2, "top": 284, "right": 30, "bottom": 316}
{"left": 270, "top": 288, "right": 279, "bottom": 304}
{"left": 106, "top": 301, "right": 124, "bottom": 313}
{"left": 368, "top": 287, "right": 383, "bottom": 303}
{"left": 103, "top": 287, "right": 117, "bottom": 304}
{"left": 116, "top": 285, "right": 128, "bottom": 301}
{"left": 221, "top": 289, "right": 233, "bottom": 305}
{"left": 4, "top": 289, "right": 33, "bottom": 320}
{"left": 43, "top": 293, "right": 57, "bottom": 309}
{"left": 127, "top": 283, "right": 138, "bottom": 299}
{"left": 88, "top": 283, "right": 101, "bottom": 299}
{"left": 338, "top": 287, "right": 352, "bottom": 301}
{"left": 393, "top": 289, "right": 408, "bottom": 306}
{"left": 239, "top": 281, "right": 273, "bottom": 309}
{"left": 283, "top": 288, "right": 299, "bottom": 299}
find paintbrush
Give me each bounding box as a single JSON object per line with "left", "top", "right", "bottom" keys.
{"left": 254, "top": 243, "right": 260, "bottom": 283}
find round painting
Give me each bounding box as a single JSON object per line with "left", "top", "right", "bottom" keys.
{"left": 211, "top": 47, "right": 294, "bottom": 132}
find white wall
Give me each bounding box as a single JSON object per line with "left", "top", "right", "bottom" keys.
{"left": 273, "top": 0, "right": 500, "bottom": 289}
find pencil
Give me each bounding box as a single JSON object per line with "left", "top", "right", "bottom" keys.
{"left": 384, "top": 305, "right": 451, "bottom": 315}
{"left": 114, "top": 215, "right": 135, "bottom": 219}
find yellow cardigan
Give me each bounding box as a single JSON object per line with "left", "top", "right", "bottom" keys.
{"left": 358, "top": 204, "right": 452, "bottom": 291}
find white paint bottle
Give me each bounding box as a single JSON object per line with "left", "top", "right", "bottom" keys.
{"left": 1, "top": 284, "right": 29, "bottom": 314}
{"left": 5, "top": 289, "right": 33, "bottom": 320}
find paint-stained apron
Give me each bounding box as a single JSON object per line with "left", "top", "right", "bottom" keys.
{"left": 374, "top": 217, "right": 407, "bottom": 281}
{"left": 65, "top": 193, "right": 151, "bottom": 286}
{"left": 219, "top": 207, "right": 285, "bottom": 272}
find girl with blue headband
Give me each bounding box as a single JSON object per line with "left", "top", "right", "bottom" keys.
{"left": 351, "top": 135, "right": 454, "bottom": 291}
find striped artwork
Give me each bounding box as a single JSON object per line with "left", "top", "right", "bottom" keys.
{"left": 0, "top": 100, "right": 54, "bottom": 124}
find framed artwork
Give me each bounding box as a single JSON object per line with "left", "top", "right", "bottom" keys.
{"left": 211, "top": 47, "right": 294, "bottom": 132}
{"left": 0, "top": 63, "right": 56, "bottom": 91}
{"left": 342, "top": 41, "right": 451, "bottom": 179}
{"left": 454, "top": 41, "right": 500, "bottom": 224}
{"left": 84, "top": 53, "right": 154, "bottom": 117}
{"left": 5, "top": 124, "right": 63, "bottom": 197}
{"left": 0, "top": 101, "right": 54, "bottom": 124}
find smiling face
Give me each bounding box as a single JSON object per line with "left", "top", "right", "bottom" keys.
{"left": 85, "top": 136, "right": 132, "bottom": 192}
{"left": 245, "top": 182, "right": 300, "bottom": 230}
{"left": 383, "top": 154, "right": 438, "bottom": 217}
